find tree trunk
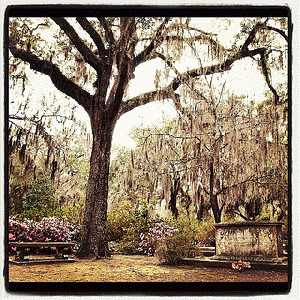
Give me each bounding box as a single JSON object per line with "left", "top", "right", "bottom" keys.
{"left": 169, "top": 176, "right": 180, "bottom": 219}
{"left": 77, "top": 101, "right": 115, "bottom": 258}
{"left": 211, "top": 194, "right": 221, "bottom": 224}
{"left": 209, "top": 161, "right": 222, "bottom": 223}
{"left": 196, "top": 193, "right": 204, "bottom": 222}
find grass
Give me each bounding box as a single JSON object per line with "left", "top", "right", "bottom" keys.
{"left": 9, "top": 254, "right": 288, "bottom": 283}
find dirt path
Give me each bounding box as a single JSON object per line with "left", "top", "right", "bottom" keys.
{"left": 9, "top": 254, "right": 288, "bottom": 282}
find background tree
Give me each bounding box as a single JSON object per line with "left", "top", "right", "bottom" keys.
{"left": 178, "top": 92, "right": 288, "bottom": 223}
{"left": 8, "top": 13, "right": 288, "bottom": 258}
{"left": 133, "top": 92, "right": 287, "bottom": 223}
{"left": 108, "top": 145, "right": 151, "bottom": 210}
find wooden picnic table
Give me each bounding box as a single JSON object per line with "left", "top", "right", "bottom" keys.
{"left": 10, "top": 241, "right": 75, "bottom": 261}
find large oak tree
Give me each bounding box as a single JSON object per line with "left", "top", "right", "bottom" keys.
{"left": 7, "top": 10, "right": 289, "bottom": 258}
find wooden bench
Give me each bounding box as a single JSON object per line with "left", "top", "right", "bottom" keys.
{"left": 10, "top": 242, "right": 75, "bottom": 263}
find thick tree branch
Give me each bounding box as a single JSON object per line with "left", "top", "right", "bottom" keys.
{"left": 51, "top": 17, "right": 102, "bottom": 72}
{"left": 241, "top": 22, "right": 265, "bottom": 52}
{"left": 259, "top": 49, "right": 280, "bottom": 104}
{"left": 76, "top": 17, "right": 107, "bottom": 59}
{"left": 9, "top": 43, "right": 93, "bottom": 112}
{"left": 134, "top": 17, "right": 171, "bottom": 68}
{"left": 98, "top": 17, "right": 115, "bottom": 45}
{"left": 242, "top": 22, "right": 288, "bottom": 49}
{"left": 119, "top": 88, "right": 170, "bottom": 116}
{"left": 119, "top": 50, "right": 247, "bottom": 117}
{"left": 107, "top": 64, "right": 130, "bottom": 120}
{"left": 106, "top": 19, "right": 136, "bottom": 119}
{"left": 116, "top": 18, "right": 135, "bottom": 68}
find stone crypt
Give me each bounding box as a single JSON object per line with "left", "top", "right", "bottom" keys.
{"left": 212, "top": 222, "right": 287, "bottom": 263}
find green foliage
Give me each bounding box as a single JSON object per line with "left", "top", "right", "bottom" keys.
{"left": 9, "top": 151, "right": 34, "bottom": 217}
{"left": 195, "top": 216, "right": 216, "bottom": 247}
{"left": 153, "top": 215, "right": 215, "bottom": 264}
{"left": 107, "top": 201, "right": 153, "bottom": 254}
{"left": 21, "top": 171, "right": 58, "bottom": 221}
{"left": 156, "top": 231, "right": 198, "bottom": 265}
{"left": 163, "top": 215, "right": 215, "bottom": 247}
{"left": 58, "top": 200, "right": 85, "bottom": 225}
{"left": 10, "top": 165, "right": 85, "bottom": 224}
{"left": 164, "top": 215, "right": 199, "bottom": 240}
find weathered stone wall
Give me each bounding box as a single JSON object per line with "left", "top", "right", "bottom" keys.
{"left": 213, "top": 222, "right": 286, "bottom": 262}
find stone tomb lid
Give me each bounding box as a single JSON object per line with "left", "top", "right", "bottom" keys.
{"left": 214, "top": 221, "right": 284, "bottom": 227}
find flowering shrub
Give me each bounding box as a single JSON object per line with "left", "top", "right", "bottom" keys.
{"left": 8, "top": 216, "right": 81, "bottom": 254}
{"left": 107, "top": 201, "right": 152, "bottom": 254}
{"left": 137, "top": 223, "right": 178, "bottom": 256}
{"left": 232, "top": 260, "right": 251, "bottom": 271}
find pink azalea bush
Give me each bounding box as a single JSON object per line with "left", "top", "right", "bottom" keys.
{"left": 9, "top": 216, "right": 81, "bottom": 254}
{"left": 137, "top": 223, "right": 179, "bottom": 256}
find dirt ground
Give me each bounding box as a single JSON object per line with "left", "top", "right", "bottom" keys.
{"left": 9, "top": 254, "right": 288, "bottom": 283}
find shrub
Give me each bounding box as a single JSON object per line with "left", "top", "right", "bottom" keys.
{"left": 114, "top": 226, "right": 140, "bottom": 254}
{"left": 137, "top": 222, "right": 178, "bottom": 256}
{"left": 138, "top": 216, "right": 215, "bottom": 263}
{"left": 58, "top": 200, "right": 85, "bottom": 225}
{"left": 107, "top": 201, "right": 152, "bottom": 254}
{"left": 8, "top": 216, "right": 81, "bottom": 254}
{"left": 162, "top": 215, "right": 215, "bottom": 252}
{"left": 156, "top": 231, "right": 194, "bottom": 264}
{"left": 195, "top": 216, "right": 216, "bottom": 247}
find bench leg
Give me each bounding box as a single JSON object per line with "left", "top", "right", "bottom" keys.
{"left": 15, "top": 247, "right": 29, "bottom": 261}
{"left": 55, "top": 247, "right": 69, "bottom": 259}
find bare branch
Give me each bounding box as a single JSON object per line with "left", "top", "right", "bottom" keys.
{"left": 216, "top": 174, "right": 271, "bottom": 196}
{"left": 241, "top": 22, "right": 265, "bottom": 52}
{"left": 266, "top": 25, "right": 288, "bottom": 42}
{"left": 258, "top": 48, "right": 280, "bottom": 104}
{"left": 152, "top": 52, "right": 181, "bottom": 76}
